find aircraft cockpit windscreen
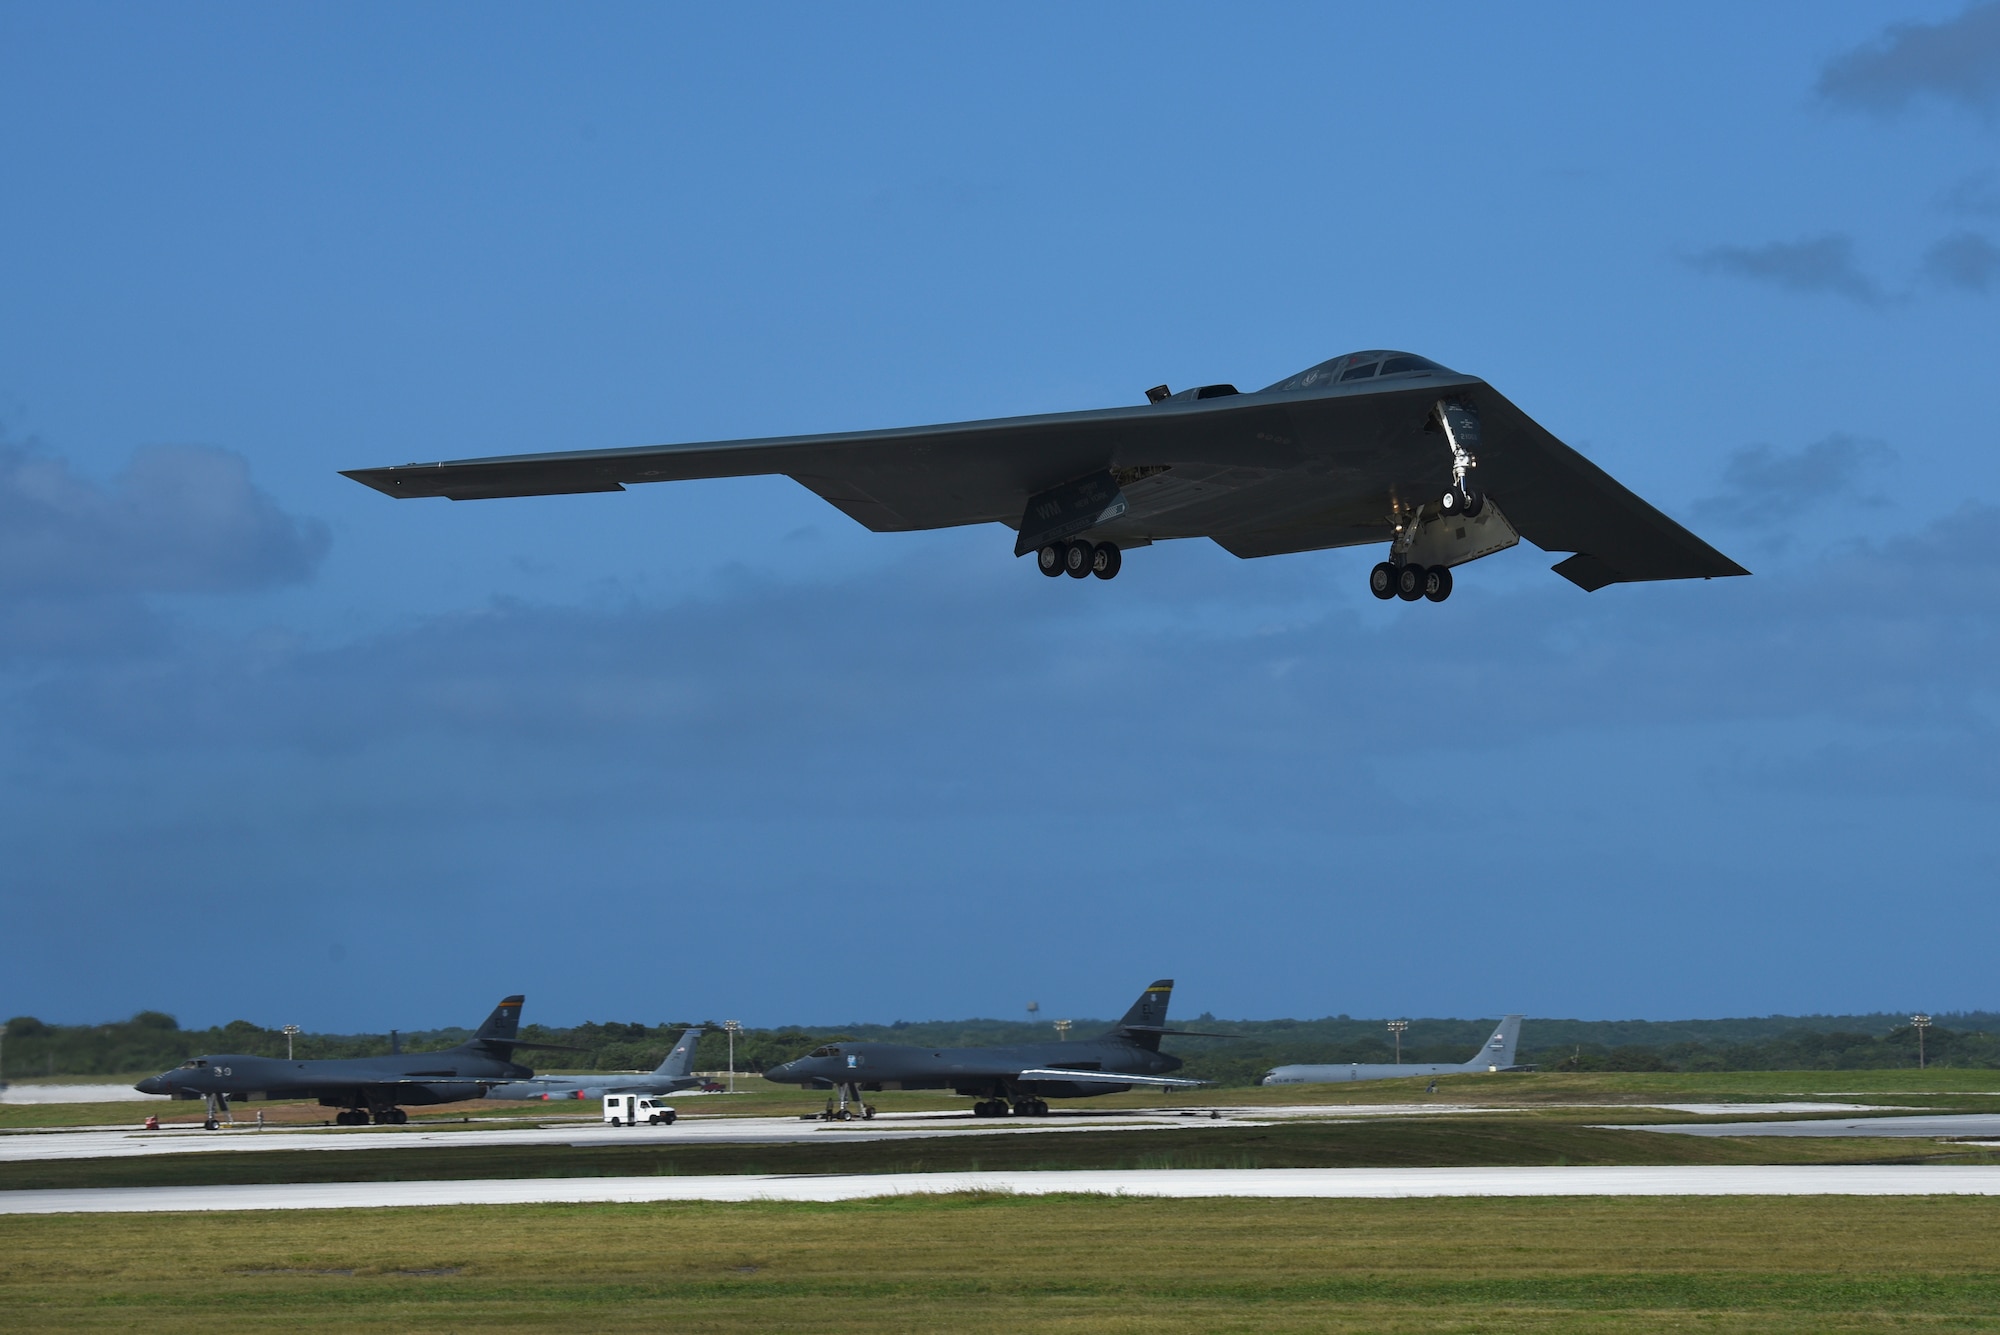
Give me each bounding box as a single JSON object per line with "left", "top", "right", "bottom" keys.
{"left": 1264, "top": 351, "right": 1446, "bottom": 392}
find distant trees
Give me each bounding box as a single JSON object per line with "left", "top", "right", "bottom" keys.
{"left": 5, "top": 1010, "right": 1997, "bottom": 1082}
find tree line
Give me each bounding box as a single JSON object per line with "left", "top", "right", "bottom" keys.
{"left": 5, "top": 1010, "right": 1996, "bottom": 1082}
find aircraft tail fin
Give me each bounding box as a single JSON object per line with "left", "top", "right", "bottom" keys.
{"left": 464, "top": 995, "right": 525, "bottom": 1052}
{"left": 1105, "top": 980, "right": 1175, "bottom": 1051}
{"left": 1461, "top": 1015, "right": 1524, "bottom": 1071}
{"left": 655, "top": 1027, "right": 704, "bottom": 1079}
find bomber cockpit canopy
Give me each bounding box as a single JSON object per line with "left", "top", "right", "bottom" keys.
{"left": 808, "top": 1045, "right": 842, "bottom": 1058}
{"left": 1264, "top": 350, "right": 1448, "bottom": 393}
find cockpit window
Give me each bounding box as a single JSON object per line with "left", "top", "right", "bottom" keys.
{"left": 809, "top": 1045, "right": 841, "bottom": 1058}
{"left": 1339, "top": 361, "right": 1379, "bottom": 381}
{"left": 1379, "top": 355, "right": 1437, "bottom": 374}
{"left": 180, "top": 1059, "right": 206, "bottom": 1069}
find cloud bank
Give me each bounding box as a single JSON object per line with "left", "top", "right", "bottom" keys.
{"left": 1818, "top": 2, "right": 2000, "bottom": 115}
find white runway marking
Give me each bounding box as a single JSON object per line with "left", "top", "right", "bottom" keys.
{"left": 7, "top": 1165, "right": 2000, "bottom": 1215}
{"left": 1616, "top": 1113, "right": 2000, "bottom": 1139}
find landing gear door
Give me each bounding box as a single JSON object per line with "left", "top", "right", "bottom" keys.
{"left": 1405, "top": 501, "right": 1519, "bottom": 570}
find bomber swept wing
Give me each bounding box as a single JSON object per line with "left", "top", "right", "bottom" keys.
{"left": 344, "top": 351, "right": 1745, "bottom": 600}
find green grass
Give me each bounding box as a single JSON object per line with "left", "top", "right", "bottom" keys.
{"left": 6, "top": 1194, "right": 2000, "bottom": 1331}
{"left": 8, "top": 1112, "right": 1998, "bottom": 1192}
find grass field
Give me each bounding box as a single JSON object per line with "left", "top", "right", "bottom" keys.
{"left": 6, "top": 1194, "right": 2000, "bottom": 1331}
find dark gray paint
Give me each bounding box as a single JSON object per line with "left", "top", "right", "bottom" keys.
{"left": 762, "top": 980, "right": 1208, "bottom": 1110}
{"left": 343, "top": 352, "right": 1746, "bottom": 590}
{"left": 133, "top": 995, "right": 540, "bottom": 1120}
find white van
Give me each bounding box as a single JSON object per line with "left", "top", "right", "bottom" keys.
{"left": 604, "top": 1094, "right": 677, "bottom": 1126}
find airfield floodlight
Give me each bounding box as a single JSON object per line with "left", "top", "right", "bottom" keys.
{"left": 723, "top": 1020, "right": 743, "bottom": 1094}
{"left": 1054, "top": 1019, "right": 1072, "bottom": 1042}
{"left": 1911, "top": 1014, "right": 1932, "bottom": 1070}
{"left": 1387, "top": 1019, "right": 1409, "bottom": 1065}
{"left": 282, "top": 1024, "right": 302, "bottom": 1060}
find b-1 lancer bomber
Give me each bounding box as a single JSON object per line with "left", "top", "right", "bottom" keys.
{"left": 484, "top": 1027, "right": 706, "bottom": 1102}
{"left": 1260, "top": 1015, "right": 1527, "bottom": 1086}
{"left": 344, "top": 351, "right": 1745, "bottom": 601}
{"left": 135, "top": 996, "right": 553, "bottom": 1127}
{"left": 761, "top": 980, "right": 1217, "bottom": 1119}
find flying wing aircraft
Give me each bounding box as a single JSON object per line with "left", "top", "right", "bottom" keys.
{"left": 134, "top": 995, "right": 554, "bottom": 1127}
{"left": 483, "top": 1026, "right": 707, "bottom": 1102}
{"left": 760, "top": 979, "right": 1215, "bottom": 1119}
{"left": 1259, "top": 1015, "right": 1527, "bottom": 1086}
{"left": 343, "top": 351, "right": 1745, "bottom": 600}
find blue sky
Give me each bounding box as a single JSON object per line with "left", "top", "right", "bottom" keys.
{"left": 3, "top": 3, "right": 1997, "bottom": 1032}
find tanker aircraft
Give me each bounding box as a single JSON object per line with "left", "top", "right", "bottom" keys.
{"left": 344, "top": 351, "right": 1745, "bottom": 601}
{"left": 1260, "top": 1015, "right": 1527, "bottom": 1086}
{"left": 761, "top": 980, "right": 1216, "bottom": 1119}
{"left": 484, "top": 1026, "right": 706, "bottom": 1102}
{"left": 135, "top": 996, "right": 552, "bottom": 1127}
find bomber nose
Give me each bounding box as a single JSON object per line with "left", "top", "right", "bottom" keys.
{"left": 763, "top": 1061, "right": 794, "bottom": 1082}
{"left": 135, "top": 1075, "right": 168, "bottom": 1095}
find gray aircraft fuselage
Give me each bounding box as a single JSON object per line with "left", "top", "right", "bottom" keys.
{"left": 765, "top": 1035, "right": 1183, "bottom": 1100}
{"left": 485, "top": 1027, "right": 705, "bottom": 1101}
{"left": 134, "top": 995, "right": 535, "bottom": 1120}
{"left": 763, "top": 980, "right": 1208, "bottom": 1115}
{"left": 1260, "top": 1016, "right": 1526, "bottom": 1086}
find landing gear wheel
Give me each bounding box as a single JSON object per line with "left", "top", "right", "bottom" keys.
{"left": 862, "top": 1105, "right": 876, "bottom": 1120}
{"left": 1369, "top": 561, "right": 1398, "bottom": 600}
{"left": 1037, "top": 545, "right": 1064, "bottom": 577}
{"left": 1441, "top": 487, "right": 1484, "bottom": 519}
{"left": 1395, "top": 563, "right": 1427, "bottom": 601}
{"left": 1423, "top": 565, "right": 1453, "bottom": 603}
{"left": 1091, "top": 543, "right": 1121, "bottom": 580}
{"left": 204, "top": 1118, "right": 218, "bottom": 1130}
{"left": 1063, "top": 540, "right": 1094, "bottom": 578}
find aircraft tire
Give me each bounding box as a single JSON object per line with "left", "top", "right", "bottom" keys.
{"left": 862, "top": 1105, "right": 875, "bottom": 1120}
{"left": 1037, "top": 545, "right": 1064, "bottom": 577}
{"left": 1395, "top": 563, "right": 1427, "bottom": 601}
{"left": 204, "top": 1118, "right": 218, "bottom": 1130}
{"left": 1424, "top": 565, "right": 1453, "bottom": 603}
{"left": 1063, "top": 540, "right": 1093, "bottom": 578}
{"left": 1092, "top": 543, "right": 1121, "bottom": 580}
{"left": 1369, "top": 562, "right": 1398, "bottom": 600}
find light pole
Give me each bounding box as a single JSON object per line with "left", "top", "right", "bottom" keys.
{"left": 1053, "top": 1020, "right": 1072, "bottom": 1042}
{"left": 282, "top": 1025, "right": 302, "bottom": 1061}
{"left": 1912, "top": 1014, "right": 1932, "bottom": 1070}
{"left": 723, "top": 1020, "right": 743, "bottom": 1093}
{"left": 1387, "top": 1019, "right": 1408, "bottom": 1065}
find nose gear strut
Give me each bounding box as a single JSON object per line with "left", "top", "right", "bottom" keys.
{"left": 1435, "top": 398, "right": 1484, "bottom": 517}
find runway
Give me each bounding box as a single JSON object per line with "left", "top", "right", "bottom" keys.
{"left": 6, "top": 1164, "right": 2000, "bottom": 1214}
{"left": 0, "top": 1103, "right": 1496, "bottom": 1164}
{"left": 1613, "top": 1113, "right": 2000, "bottom": 1139}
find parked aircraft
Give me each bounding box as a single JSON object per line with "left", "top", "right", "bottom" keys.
{"left": 484, "top": 1027, "right": 705, "bottom": 1101}
{"left": 761, "top": 980, "right": 1214, "bottom": 1118}
{"left": 1259, "top": 1016, "right": 1527, "bottom": 1086}
{"left": 344, "top": 352, "right": 1744, "bottom": 600}
{"left": 134, "top": 996, "right": 548, "bottom": 1127}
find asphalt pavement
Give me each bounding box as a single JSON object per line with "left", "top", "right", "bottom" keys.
{"left": 7, "top": 1164, "right": 2000, "bottom": 1214}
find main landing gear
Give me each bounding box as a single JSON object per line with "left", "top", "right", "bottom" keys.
{"left": 1369, "top": 561, "right": 1453, "bottom": 603}
{"left": 1037, "top": 540, "right": 1121, "bottom": 580}
{"left": 971, "top": 1097, "right": 1050, "bottom": 1117}
{"left": 334, "top": 1106, "right": 408, "bottom": 1126}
